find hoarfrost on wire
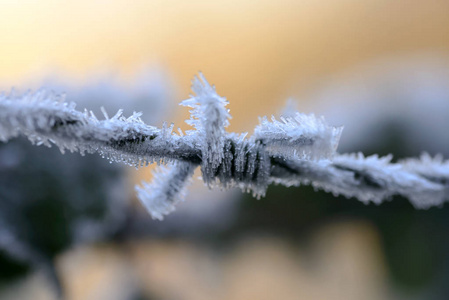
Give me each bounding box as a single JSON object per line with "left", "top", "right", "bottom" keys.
{"left": 180, "top": 73, "right": 231, "bottom": 186}
{"left": 136, "top": 161, "right": 196, "bottom": 220}
{"left": 0, "top": 73, "right": 448, "bottom": 220}
{"left": 254, "top": 113, "right": 343, "bottom": 160}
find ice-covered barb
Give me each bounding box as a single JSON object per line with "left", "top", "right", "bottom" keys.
{"left": 180, "top": 73, "right": 231, "bottom": 185}
{"left": 135, "top": 162, "right": 196, "bottom": 220}
{"left": 253, "top": 113, "right": 343, "bottom": 160}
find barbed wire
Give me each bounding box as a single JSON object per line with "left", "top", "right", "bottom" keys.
{"left": 0, "top": 74, "right": 448, "bottom": 219}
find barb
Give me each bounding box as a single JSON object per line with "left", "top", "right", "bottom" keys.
{"left": 0, "top": 75, "right": 448, "bottom": 219}
{"left": 180, "top": 73, "right": 231, "bottom": 186}
{"left": 136, "top": 161, "right": 196, "bottom": 220}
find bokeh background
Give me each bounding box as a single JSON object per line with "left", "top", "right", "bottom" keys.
{"left": 1, "top": 1, "right": 449, "bottom": 299}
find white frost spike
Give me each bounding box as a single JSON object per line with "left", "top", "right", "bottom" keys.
{"left": 180, "top": 73, "right": 231, "bottom": 185}
{"left": 254, "top": 113, "right": 343, "bottom": 160}
{"left": 100, "top": 106, "right": 109, "bottom": 119}
{"left": 280, "top": 98, "right": 298, "bottom": 118}
{"left": 135, "top": 162, "right": 196, "bottom": 220}
{"left": 401, "top": 153, "right": 449, "bottom": 181}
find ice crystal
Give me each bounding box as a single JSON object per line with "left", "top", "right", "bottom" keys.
{"left": 207, "top": 133, "right": 271, "bottom": 198}
{"left": 180, "top": 73, "right": 231, "bottom": 185}
{"left": 0, "top": 90, "right": 193, "bottom": 169}
{"left": 271, "top": 153, "right": 446, "bottom": 209}
{"left": 136, "top": 162, "right": 195, "bottom": 220}
{"left": 254, "top": 113, "right": 343, "bottom": 160}
{"left": 0, "top": 73, "right": 448, "bottom": 219}
{"left": 401, "top": 153, "right": 449, "bottom": 182}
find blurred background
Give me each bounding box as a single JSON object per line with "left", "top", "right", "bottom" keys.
{"left": 1, "top": 1, "right": 449, "bottom": 299}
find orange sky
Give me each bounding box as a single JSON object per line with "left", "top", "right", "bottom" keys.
{"left": 1, "top": 0, "right": 449, "bottom": 131}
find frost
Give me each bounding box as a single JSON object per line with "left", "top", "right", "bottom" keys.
{"left": 0, "top": 90, "right": 189, "bottom": 168}
{"left": 400, "top": 153, "right": 449, "bottom": 206}
{"left": 135, "top": 162, "right": 195, "bottom": 220}
{"left": 0, "top": 73, "right": 448, "bottom": 219}
{"left": 271, "top": 153, "right": 446, "bottom": 209}
{"left": 208, "top": 133, "right": 270, "bottom": 198}
{"left": 253, "top": 113, "right": 343, "bottom": 160}
{"left": 401, "top": 153, "right": 449, "bottom": 182}
{"left": 43, "top": 69, "right": 171, "bottom": 125}
{"left": 180, "top": 73, "right": 231, "bottom": 185}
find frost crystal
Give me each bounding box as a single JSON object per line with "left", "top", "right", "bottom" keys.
{"left": 135, "top": 162, "right": 195, "bottom": 220}
{"left": 180, "top": 73, "right": 231, "bottom": 185}
{"left": 254, "top": 113, "right": 343, "bottom": 160}
{"left": 271, "top": 153, "right": 446, "bottom": 209}
{"left": 207, "top": 133, "right": 271, "bottom": 198}
{"left": 0, "top": 91, "right": 199, "bottom": 169}
{"left": 0, "top": 74, "right": 448, "bottom": 219}
{"left": 401, "top": 153, "right": 449, "bottom": 183}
